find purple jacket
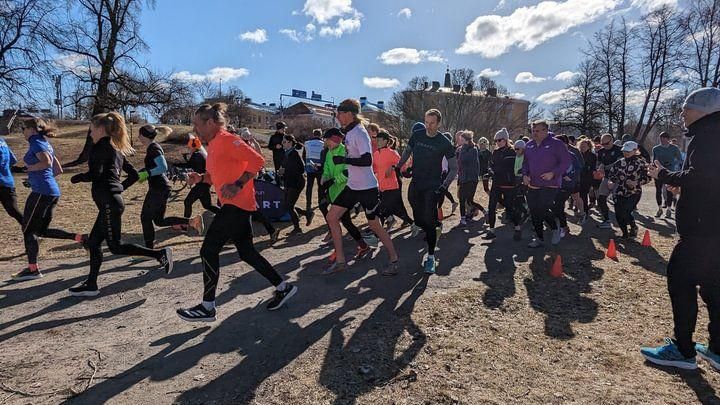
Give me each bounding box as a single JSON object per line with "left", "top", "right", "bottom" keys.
{"left": 521, "top": 135, "right": 572, "bottom": 188}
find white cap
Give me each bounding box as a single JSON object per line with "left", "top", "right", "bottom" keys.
{"left": 683, "top": 87, "right": 720, "bottom": 115}
{"left": 621, "top": 141, "right": 638, "bottom": 152}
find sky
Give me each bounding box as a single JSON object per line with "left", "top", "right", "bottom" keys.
{"left": 135, "top": 0, "right": 679, "bottom": 110}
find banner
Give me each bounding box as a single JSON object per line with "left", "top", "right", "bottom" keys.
{"left": 254, "top": 180, "right": 290, "bottom": 221}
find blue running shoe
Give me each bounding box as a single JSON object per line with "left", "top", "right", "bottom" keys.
{"left": 640, "top": 338, "right": 697, "bottom": 370}
{"left": 423, "top": 258, "right": 437, "bottom": 274}
{"left": 696, "top": 343, "right": 720, "bottom": 371}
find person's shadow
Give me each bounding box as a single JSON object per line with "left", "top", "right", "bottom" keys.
{"left": 644, "top": 363, "right": 720, "bottom": 404}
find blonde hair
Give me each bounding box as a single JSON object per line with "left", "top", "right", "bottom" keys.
{"left": 460, "top": 130, "right": 475, "bottom": 146}
{"left": 22, "top": 117, "right": 58, "bottom": 138}
{"left": 195, "top": 103, "right": 228, "bottom": 125}
{"left": 91, "top": 112, "right": 135, "bottom": 156}
{"left": 367, "top": 123, "right": 380, "bottom": 133}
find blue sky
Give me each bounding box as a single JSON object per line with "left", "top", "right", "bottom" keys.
{"left": 137, "top": 0, "right": 678, "bottom": 109}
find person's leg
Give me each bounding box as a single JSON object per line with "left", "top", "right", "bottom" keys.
{"left": 36, "top": 196, "right": 76, "bottom": 241}
{"left": 654, "top": 179, "right": 665, "bottom": 207}
{"left": 105, "top": 195, "right": 164, "bottom": 260}
{"left": 444, "top": 188, "right": 456, "bottom": 205}
{"left": 526, "top": 189, "right": 545, "bottom": 240}
{"left": 305, "top": 172, "right": 319, "bottom": 214}
{"left": 252, "top": 211, "right": 276, "bottom": 235}
{"left": 200, "top": 206, "right": 234, "bottom": 303}
{"left": 21, "top": 192, "right": 45, "bottom": 267}
{"left": 467, "top": 181, "right": 484, "bottom": 213}
{"left": 231, "top": 209, "right": 283, "bottom": 286}
{"left": 327, "top": 204, "right": 350, "bottom": 264}
{"left": 184, "top": 184, "right": 203, "bottom": 218}
{"left": 140, "top": 190, "right": 158, "bottom": 248}
{"left": 86, "top": 209, "right": 106, "bottom": 286}
{"left": 541, "top": 188, "right": 559, "bottom": 231}
{"left": 628, "top": 194, "right": 641, "bottom": 230}
{"left": 284, "top": 187, "right": 302, "bottom": 230}
{"left": 0, "top": 186, "right": 23, "bottom": 225}
{"left": 667, "top": 238, "right": 701, "bottom": 358}
{"left": 361, "top": 189, "right": 398, "bottom": 262}
{"left": 698, "top": 245, "right": 720, "bottom": 354}
{"left": 421, "top": 190, "right": 438, "bottom": 254}
{"left": 458, "top": 183, "right": 468, "bottom": 219}
{"left": 151, "top": 189, "right": 189, "bottom": 229}
{"left": 487, "top": 185, "right": 501, "bottom": 228}
{"left": 392, "top": 189, "right": 413, "bottom": 224}
{"left": 614, "top": 196, "right": 630, "bottom": 235}
{"left": 501, "top": 187, "right": 521, "bottom": 227}
{"left": 552, "top": 190, "right": 569, "bottom": 229}
{"left": 339, "top": 210, "right": 364, "bottom": 243}
{"left": 198, "top": 184, "right": 220, "bottom": 214}
{"left": 598, "top": 179, "right": 611, "bottom": 222}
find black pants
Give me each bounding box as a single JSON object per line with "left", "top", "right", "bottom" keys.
{"left": 305, "top": 171, "right": 322, "bottom": 213}
{"left": 141, "top": 187, "right": 188, "bottom": 248}
{"left": 87, "top": 194, "right": 163, "bottom": 285}
{"left": 668, "top": 236, "right": 720, "bottom": 358}
{"left": 488, "top": 185, "right": 519, "bottom": 228}
{"left": 526, "top": 188, "right": 558, "bottom": 240}
{"left": 552, "top": 189, "right": 573, "bottom": 229}
{"left": 284, "top": 186, "right": 304, "bottom": 228}
{"left": 614, "top": 194, "right": 641, "bottom": 235}
{"left": 654, "top": 179, "right": 675, "bottom": 208}
{"left": 378, "top": 189, "right": 413, "bottom": 224}
{"left": 0, "top": 186, "right": 23, "bottom": 225}
{"left": 408, "top": 183, "right": 439, "bottom": 254}
{"left": 201, "top": 205, "right": 282, "bottom": 302}
{"left": 184, "top": 183, "right": 219, "bottom": 217}
{"left": 319, "top": 199, "right": 364, "bottom": 243}
{"left": 458, "top": 181, "right": 485, "bottom": 219}
{"left": 22, "top": 192, "right": 76, "bottom": 264}
{"left": 579, "top": 180, "right": 592, "bottom": 216}
{"left": 437, "top": 172, "right": 456, "bottom": 207}
{"left": 251, "top": 211, "right": 275, "bottom": 235}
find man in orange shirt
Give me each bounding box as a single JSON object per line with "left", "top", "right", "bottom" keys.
{"left": 373, "top": 130, "right": 413, "bottom": 228}
{"left": 176, "top": 103, "right": 297, "bottom": 322}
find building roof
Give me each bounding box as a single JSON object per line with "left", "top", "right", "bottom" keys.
{"left": 246, "top": 102, "right": 278, "bottom": 114}
{"left": 283, "top": 102, "right": 335, "bottom": 118}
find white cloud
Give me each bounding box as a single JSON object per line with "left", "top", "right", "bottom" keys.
{"left": 510, "top": 92, "right": 526, "bottom": 99}
{"left": 478, "top": 68, "right": 502, "bottom": 78}
{"left": 377, "top": 48, "right": 446, "bottom": 65}
{"left": 456, "top": 0, "right": 622, "bottom": 58}
{"left": 279, "top": 27, "right": 314, "bottom": 42}
{"left": 554, "top": 70, "right": 578, "bottom": 81}
{"left": 239, "top": 28, "right": 268, "bottom": 43}
{"left": 536, "top": 88, "right": 575, "bottom": 104}
{"left": 171, "top": 67, "right": 250, "bottom": 83}
{"left": 319, "top": 12, "right": 362, "bottom": 38}
{"left": 626, "top": 87, "right": 683, "bottom": 107}
{"left": 293, "top": 0, "right": 362, "bottom": 39}
{"left": 55, "top": 54, "right": 92, "bottom": 74}
{"left": 363, "top": 77, "right": 401, "bottom": 89}
{"left": 303, "top": 0, "right": 354, "bottom": 24}
{"left": 631, "top": 0, "right": 677, "bottom": 12}
{"left": 515, "top": 72, "right": 547, "bottom": 83}
{"left": 306, "top": 23, "right": 316, "bottom": 32}
{"left": 397, "top": 8, "right": 412, "bottom": 18}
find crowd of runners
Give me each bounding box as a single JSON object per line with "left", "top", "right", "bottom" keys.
{"left": 1, "top": 88, "right": 719, "bottom": 371}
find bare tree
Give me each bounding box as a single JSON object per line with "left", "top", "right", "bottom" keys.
{"left": 449, "top": 68, "right": 475, "bottom": 88}
{"left": 678, "top": 0, "right": 720, "bottom": 87}
{"left": 552, "top": 59, "right": 604, "bottom": 135}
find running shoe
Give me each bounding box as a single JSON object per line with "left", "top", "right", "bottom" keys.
{"left": 267, "top": 284, "right": 298, "bottom": 310}
{"left": 269, "top": 229, "right": 280, "bottom": 244}
{"left": 322, "top": 232, "right": 332, "bottom": 242}
{"left": 410, "top": 224, "right": 421, "bottom": 238}
{"left": 172, "top": 224, "right": 188, "bottom": 232}
{"left": 80, "top": 234, "right": 90, "bottom": 252}
{"left": 68, "top": 281, "right": 99, "bottom": 297}
{"left": 640, "top": 338, "right": 697, "bottom": 370}
{"left": 459, "top": 218, "right": 468, "bottom": 228}
{"left": 176, "top": 304, "right": 216, "bottom": 322}
{"left": 189, "top": 215, "right": 205, "bottom": 235}
{"left": 354, "top": 245, "right": 372, "bottom": 260}
{"left": 364, "top": 234, "right": 379, "bottom": 248}
{"left": 322, "top": 261, "right": 346, "bottom": 275}
{"left": 483, "top": 230, "right": 496, "bottom": 240}
{"left": 655, "top": 208, "right": 663, "bottom": 218}
{"left": 451, "top": 202, "right": 459, "bottom": 215}
{"left": 305, "top": 211, "right": 315, "bottom": 226}
{"left": 11, "top": 268, "right": 43, "bottom": 281}
{"left": 527, "top": 238, "right": 544, "bottom": 248}
{"left": 385, "top": 215, "right": 396, "bottom": 230}
{"left": 423, "top": 258, "right": 437, "bottom": 274}
{"left": 159, "top": 247, "right": 174, "bottom": 275}
{"left": 551, "top": 229, "right": 561, "bottom": 245}
{"left": 381, "top": 260, "right": 400, "bottom": 276}
{"left": 665, "top": 208, "right": 673, "bottom": 218}
{"left": 696, "top": 343, "right": 720, "bottom": 371}
{"left": 597, "top": 221, "right": 613, "bottom": 229}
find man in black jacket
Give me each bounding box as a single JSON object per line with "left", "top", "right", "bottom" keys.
{"left": 642, "top": 87, "right": 720, "bottom": 371}
{"left": 268, "top": 122, "right": 287, "bottom": 173}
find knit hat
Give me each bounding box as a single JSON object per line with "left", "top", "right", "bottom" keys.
{"left": 514, "top": 140, "right": 526, "bottom": 149}
{"left": 411, "top": 122, "right": 426, "bottom": 134}
{"left": 494, "top": 128, "right": 509, "bottom": 141}
{"left": 683, "top": 87, "right": 720, "bottom": 115}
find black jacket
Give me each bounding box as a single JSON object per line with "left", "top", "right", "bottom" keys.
{"left": 70, "top": 136, "right": 138, "bottom": 201}
{"left": 659, "top": 111, "right": 720, "bottom": 238}
{"left": 489, "top": 145, "right": 517, "bottom": 187}
{"left": 580, "top": 150, "right": 597, "bottom": 184}
{"left": 457, "top": 145, "right": 479, "bottom": 184}
{"left": 178, "top": 150, "right": 207, "bottom": 174}
{"left": 268, "top": 131, "right": 285, "bottom": 166}
{"left": 280, "top": 148, "right": 306, "bottom": 190}
{"left": 478, "top": 148, "right": 491, "bottom": 176}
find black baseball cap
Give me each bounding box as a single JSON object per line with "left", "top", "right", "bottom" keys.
{"left": 276, "top": 121, "right": 287, "bottom": 130}
{"left": 376, "top": 131, "right": 391, "bottom": 141}
{"left": 322, "top": 127, "right": 344, "bottom": 140}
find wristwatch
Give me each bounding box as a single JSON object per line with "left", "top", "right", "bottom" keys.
{"left": 233, "top": 179, "right": 245, "bottom": 188}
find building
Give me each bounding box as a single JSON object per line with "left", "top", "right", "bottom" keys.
{"left": 280, "top": 101, "right": 337, "bottom": 127}
{"left": 244, "top": 100, "right": 278, "bottom": 130}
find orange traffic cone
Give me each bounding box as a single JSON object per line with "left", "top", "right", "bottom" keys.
{"left": 641, "top": 230, "right": 652, "bottom": 247}
{"left": 550, "top": 255, "right": 563, "bottom": 278}
{"left": 607, "top": 239, "right": 618, "bottom": 260}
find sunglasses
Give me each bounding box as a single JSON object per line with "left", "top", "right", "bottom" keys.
{"left": 601, "top": 142, "right": 611, "bottom": 146}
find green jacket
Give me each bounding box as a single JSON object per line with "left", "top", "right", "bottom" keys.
{"left": 322, "top": 144, "right": 348, "bottom": 202}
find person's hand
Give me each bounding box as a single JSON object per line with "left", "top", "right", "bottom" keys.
{"left": 522, "top": 175, "right": 531, "bottom": 186}
{"left": 220, "top": 183, "right": 241, "bottom": 199}
{"left": 384, "top": 166, "right": 394, "bottom": 178}
{"left": 666, "top": 185, "right": 681, "bottom": 195}
{"left": 648, "top": 160, "right": 664, "bottom": 179}
{"left": 138, "top": 170, "right": 149, "bottom": 183}
{"left": 540, "top": 172, "right": 555, "bottom": 181}
{"left": 332, "top": 155, "right": 346, "bottom": 165}
{"left": 275, "top": 144, "right": 282, "bottom": 149}
{"left": 187, "top": 172, "right": 202, "bottom": 186}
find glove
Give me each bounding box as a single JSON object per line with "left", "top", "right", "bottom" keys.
{"left": 70, "top": 174, "right": 83, "bottom": 184}
{"left": 138, "top": 170, "right": 149, "bottom": 183}
{"left": 332, "top": 155, "right": 346, "bottom": 165}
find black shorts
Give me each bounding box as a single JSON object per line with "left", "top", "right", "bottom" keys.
{"left": 333, "top": 186, "right": 380, "bottom": 220}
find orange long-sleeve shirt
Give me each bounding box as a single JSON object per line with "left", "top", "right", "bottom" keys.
{"left": 372, "top": 147, "right": 400, "bottom": 191}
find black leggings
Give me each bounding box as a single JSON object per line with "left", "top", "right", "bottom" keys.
{"left": 201, "top": 205, "right": 282, "bottom": 302}
{"left": 579, "top": 180, "right": 592, "bottom": 216}
{"left": 284, "top": 186, "right": 304, "bottom": 228}
{"left": 488, "top": 185, "right": 519, "bottom": 228}
{"left": 23, "top": 192, "right": 77, "bottom": 264}
{"left": 251, "top": 211, "right": 276, "bottom": 235}
{"left": 526, "top": 188, "right": 558, "bottom": 240}
{"left": 458, "top": 181, "right": 485, "bottom": 219}
{"left": 0, "top": 186, "right": 23, "bottom": 225}
{"left": 437, "top": 172, "right": 456, "bottom": 208}
{"left": 378, "top": 189, "right": 413, "bottom": 224}
{"left": 408, "top": 183, "right": 439, "bottom": 254}
{"left": 615, "top": 194, "right": 641, "bottom": 234}
{"left": 654, "top": 179, "right": 676, "bottom": 208}
{"left": 305, "top": 171, "right": 322, "bottom": 213}
{"left": 184, "top": 183, "right": 219, "bottom": 217}
{"left": 141, "top": 187, "right": 189, "bottom": 248}
{"left": 87, "top": 194, "right": 163, "bottom": 285}
{"left": 552, "top": 189, "right": 573, "bottom": 229}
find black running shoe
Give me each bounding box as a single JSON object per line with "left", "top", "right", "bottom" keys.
{"left": 305, "top": 211, "right": 315, "bottom": 226}
{"left": 267, "top": 284, "right": 298, "bottom": 311}
{"left": 11, "top": 268, "right": 43, "bottom": 281}
{"left": 69, "top": 281, "right": 99, "bottom": 297}
{"left": 158, "top": 247, "right": 174, "bottom": 274}
{"left": 483, "top": 230, "right": 496, "bottom": 240}
{"left": 176, "top": 304, "right": 217, "bottom": 322}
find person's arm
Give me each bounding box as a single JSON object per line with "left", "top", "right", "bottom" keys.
{"left": 9, "top": 148, "right": 17, "bottom": 166}
{"left": 552, "top": 147, "right": 572, "bottom": 179}
{"left": 26, "top": 151, "right": 52, "bottom": 171}
{"left": 657, "top": 146, "right": 717, "bottom": 187}
{"left": 121, "top": 157, "right": 139, "bottom": 189}
{"left": 148, "top": 154, "right": 168, "bottom": 176}
{"left": 441, "top": 156, "right": 458, "bottom": 189}
{"left": 396, "top": 144, "right": 413, "bottom": 168}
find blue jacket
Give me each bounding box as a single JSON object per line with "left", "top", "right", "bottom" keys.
{"left": 0, "top": 137, "right": 17, "bottom": 188}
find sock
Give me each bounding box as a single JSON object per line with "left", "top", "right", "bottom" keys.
{"left": 74, "top": 234, "right": 84, "bottom": 243}
{"left": 276, "top": 281, "right": 287, "bottom": 291}
{"left": 28, "top": 263, "right": 38, "bottom": 272}
{"left": 202, "top": 301, "right": 216, "bottom": 310}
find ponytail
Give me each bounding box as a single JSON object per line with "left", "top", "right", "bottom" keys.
{"left": 91, "top": 112, "right": 135, "bottom": 156}
{"left": 22, "top": 117, "right": 58, "bottom": 138}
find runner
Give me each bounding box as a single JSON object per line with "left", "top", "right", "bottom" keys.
{"left": 596, "top": 133, "right": 623, "bottom": 229}
{"left": 136, "top": 125, "right": 203, "bottom": 249}
{"left": 268, "top": 122, "right": 287, "bottom": 175}
{"left": 303, "top": 129, "right": 324, "bottom": 225}
{"left": 438, "top": 132, "right": 459, "bottom": 216}
{"left": 456, "top": 130, "right": 484, "bottom": 228}
{"left": 642, "top": 87, "right": 720, "bottom": 370}
{"left": 485, "top": 128, "right": 521, "bottom": 240}
{"left": 394, "top": 108, "right": 457, "bottom": 274}
{"left": 367, "top": 123, "right": 380, "bottom": 153}
{"left": 513, "top": 140, "right": 529, "bottom": 223}
{"left": 0, "top": 134, "right": 23, "bottom": 226}
{"left": 278, "top": 134, "right": 306, "bottom": 235}
{"left": 11, "top": 117, "right": 84, "bottom": 281}
{"left": 180, "top": 134, "right": 220, "bottom": 219}
{"left": 324, "top": 99, "right": 399, "bottom": 275}
{"left": 551, "top": 135, "right": 582, "bottom": 239}
{"left": 652, "top": 132, "right": 682, "bottom": 218}
{"left": 605, "top": 141, "right": 649, "bottom": 238}
{"left": 566, "top": 136, "right": 585, "bottom": 219}
{"left": 478, "top": 136, "right": 492, "bottom": 193}
{"left": 578, "top": 138, "right": 598, "bottom": 224}
{"left": 177, "top": 103, "right": 296, "bottom": 321}
{"left": 521, "top": 122, "right": 571, "bottom": 248}
{"left": 68, "top": 112, "right": 173, "bottom": 296}
{"left": 372, "top": 130, "right": 413, "bottom": 228}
